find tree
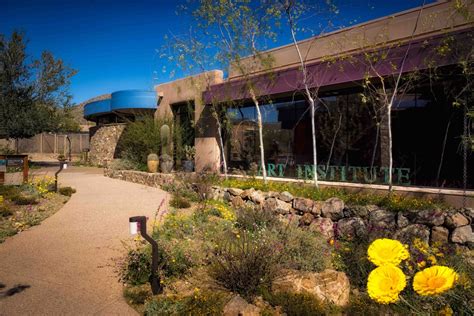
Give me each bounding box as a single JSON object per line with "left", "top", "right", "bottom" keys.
{"left": 191, "top": 0, "right": 279, "bottom": 183}
{"left": 0, "top": 31, "right": 77, "bottom": 145}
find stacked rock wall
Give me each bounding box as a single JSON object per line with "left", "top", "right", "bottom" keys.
{"left": 89, "top": 124, "right": 125, "bottom": 166}
{"left": 211, "top": 186, "right": 474, "bottom": 247}
{"left": 104, "top": 168, "right": 175, "bottom": 187}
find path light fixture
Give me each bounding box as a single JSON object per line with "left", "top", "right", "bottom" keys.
{"left": 54, "top": 159, "right": 68, "bottom": 192}
{"left": 129, "top": 216, "right": 163, "bottom": 295}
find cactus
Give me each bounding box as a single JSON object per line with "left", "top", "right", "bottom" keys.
{"left": 147, "top": 153, "right": 158, "bottom": 161}
{"left": 160, "top": 124, "right": 170, "bottom": 155}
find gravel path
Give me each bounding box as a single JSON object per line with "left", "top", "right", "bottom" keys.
{"left": 0, "top": 167, "right": 169, "bottom": 315}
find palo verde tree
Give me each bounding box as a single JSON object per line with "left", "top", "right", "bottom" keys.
{"left": 0, "top": 31, "right": 77, "bottom": 146}
{"left": 273, "top": 0, "right": 340, "bottom": 187}
{"left": 191, "top": 0, "right": 280, "bottom": 183}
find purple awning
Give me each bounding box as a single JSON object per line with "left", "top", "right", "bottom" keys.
{"left": 204, "top": 29, "right": 472, "bottom": 104}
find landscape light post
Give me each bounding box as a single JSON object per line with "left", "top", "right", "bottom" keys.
{"left": 129, "top": 216, "right": 162, "bottom": 295}
{"left": 54, "top": 159, "right": 67, "bottom": 192}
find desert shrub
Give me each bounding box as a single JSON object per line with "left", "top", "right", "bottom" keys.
{"left": 11, "top": 194, "right": 38, "bottom": 205}
{"left": 116, "top": 117, "right": 172, "bottom": 165}
{"left": 144, "top": 291, "right": 227, "bottom": 316}
{"left": 331, "top": 237, "right": 372, "bottom": 290}
{"left": 123, "top": 284, "right": 152, "bottom": 306}
{"left": 193, "top": 172, "right": 219, "bottom": 201}
{"left": 208, "top": 228, "right": 282, "bottom": 299}
{"left": 235, "top": 206, "right": 279, "bottom": 231}
{"left": 162, "top": 176, "right": 199, "bottom": 203}
{"left": 279, "top": 225, "right": 331, "bottom": 272}
{"left": 120, "top": 247, "right": 153, "bottom": 285}
{"left": 58, "top": 186, "right": 76, "bottom": 197}
{"left": 169, "top": 195, "right": 191, "bottom": 209}
{"left": 0, "top": 225, "right": 17, "bottom": 243}
{"left": 262, "top": 290, "right": 331, "bottom": 316}
{"left": 0, "top": 206, "right": 13, "bottom": 217}
{"left": 22, "top": 212, "right": 42, "bottom": 227}
{"left": 0, "top": 185, "right": 21, "bottom": 200}
{"left": 109, "top": 158, "right": 142, "bottom": 171}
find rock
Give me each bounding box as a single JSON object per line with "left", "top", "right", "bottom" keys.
{"left": 344, "top": 205, "right": 370, "bottom": 218}
{"left": 321, "top": 197, "right": 345, "bottom": 221}
{"left": 463, "top": 208, "right": 474, "bottom": 221}
{"left": 223, "top": 295, "right": 260, "bottom": 316}
{"left": 393, "top": 224, "right": 430, "bottom": 244}
{"left": 451, "top": 225, "right": 474, "bottom": 244}
{"left": 369, "top": 209, "right": 396, "bottom": 230}
{"left": 250, "top": 191, "right": 265, "bottom": 204}
{"left": 311, "top": 201, "right": 323, "bottom": 216}
{"left": 263, "top": 197, "right": 291, "bottom": 215}
{"left": 240, "top": 188, "right": 255, "bottom": 199}
{"left": 445, "top": 212, "right": 470, "bottom": 229}
{"left": 299, "top": 213, "right": 314, "bottom": 226}
{"left": 308, "top": 217, "right": 334, "bottom": 239}
{"left": 231, "top": 196, "right": 245, "bottom": 208}
{"left": 228, "top": 188, "right": 243, "bottom": 196}
{"left": 279, "top": 191, "right": 294, "bottom": 202}
{"left": 397, "top": 212, "right": 410, "bottom": 228}
{"left": 431, "top": 226, "right": 449, "bottom": 244}
{"left": 272, "top": 269, "right": 350, "bottom": 307}
{"left": 267, "top": 191, "right": 280, "bottom": 198}
{"left": 245, "top": 200, "right": 257, "bottom": 209}
{"left": 293, "top": 198, "right": 314, "bottom": 213}
{"left": 223, "top": 191, "right": 232, "bottom": 203}
{"left": 415, "top": 209, "right": 445, "bottom": 226}
{"left": 336, "top": 217, "right": 367, "bottom": 239}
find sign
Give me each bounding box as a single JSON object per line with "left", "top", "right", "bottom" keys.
{"left": 0, "top": 159, "right": 6, "bottom": 172}
{"left": 7, "top": 159, "right": 23, "bottom": 166}
{"left": 259, "top": 163, "right": 411, "bottom": 185}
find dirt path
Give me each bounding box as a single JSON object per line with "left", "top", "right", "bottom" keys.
{"left": 0, "top": 167, "right": 169, "bottom": 315}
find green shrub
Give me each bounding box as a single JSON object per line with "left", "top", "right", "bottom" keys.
{"left": 109, "top": 158, "right": 142, "bottom": 171}
{"left": 279, "top": 225, "right": 331, "bottom": 272}
{"left": 123, "top": 284, "right": 152, "bottom": 306}
{"left": 208, "top": 229, "right": 282, "bottom": 299}
{"left": 119, "top": 247, "right": 153, "bottom": 285}
{"left": 0, "top": 226, "right": 17, "bottom": 243}
{"left": 11, "top": 194, "right": 38, "bottom": 205}
{"left": 262, "top": 290, "right": 331, "bottom": 316}
{"left": 169, "top": 196, "right": 191, "bottom": 209}
{"left": 0, "top": 186, "right": 21, "bottom": 200}
{"left": 144, "top": 291, "right": 227, "bottom": 316}
{"left": 0, "top": 206, "right": 13, "bottom": 217}
{"left": 58, "top": 186, "right": 76, "bottom": 197}
{"left": 235, "top": 206, "right": 279, "bottom": 231}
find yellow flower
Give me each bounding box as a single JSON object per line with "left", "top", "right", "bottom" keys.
{"left": 367, "top": 265, "right": 407, "bottom": 304}
{"left": 367, "top": 238, "right": 409, "bottom": 267}
{"left": 413, "top": 266, "right": 458, "bottom": 296}
{"left": 417, "top": 260, "right": 426, "bottom": 269}
{"left": 428, "top": 255, "right": 437, "bottom": 265}
{"left": 438, "top": 306, "right": 454, "bottom": 316}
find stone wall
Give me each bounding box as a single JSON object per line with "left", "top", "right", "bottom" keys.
{"left": 104, "top": 168, "right": 175, "bottom": 188}
{"left": 211, "top": 186, "right": 474, "bottom": 247}
{"left": 89, "top": 124, "right": 125, "bottom": 166}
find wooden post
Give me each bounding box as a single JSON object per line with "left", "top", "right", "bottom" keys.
{"left": 22, "top": 155, "right": 28, "bottom": 183}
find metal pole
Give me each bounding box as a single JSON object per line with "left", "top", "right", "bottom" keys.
{"left": 129, "top": 216, "right": 162, "bottom": 295}
{"left": 66, "top": 136, "right": 72, "bottom": 162}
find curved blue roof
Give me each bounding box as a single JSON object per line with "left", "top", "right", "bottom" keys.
{"left": 83, "top": 90, "right": 158, "bottom": 120}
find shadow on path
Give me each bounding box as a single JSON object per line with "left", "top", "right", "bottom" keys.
{"left": 0, "top": 282, "right": 31, "bottom": 298}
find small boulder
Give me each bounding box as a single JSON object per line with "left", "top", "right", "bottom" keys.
{"left": 308, "top": 217, "right": 334, "bottom": 239}
{"left": 272, "top": 269, "right": 350, "bottom": 307}
{"left": 228, "top": 188, "right": 243, "bottom": 196}
{"left": 223, "top": 295, "right": 260, "bottom": 316}
{"left": 445, "top": 212, "right": 470, "bottom": 229}
{"left": 393, "top": 224, "right": 430, "bottom": 244}
{"left": 336, "top": 217, "right": 367, "bottom": 239}
{"left": 415, "top": 209, "right": 445, "bottom": 226}
{"left": 321, "top": 197, "right": 345, "bottom": 221}
{"left": 250, "top": 191, "right": 265, "bottom": 204}
{"left": 240, "top": 188, "right": 255, "bottom": 199}
{"left": 223, "top": 191, "right": 232, "bottom": 203}
{"left": 397, "top": 212, "right": 410, "bottom": 228}
{"left": 451, "top": 225, "right": 474, "bottom": 244}
{"left": 263, "top": 197, "right": 291, "bottom": 215}
{"left": 231, "top": 196, "right": 245, "bottom": 208}
{"left": 299, "top": 213, "right": 314, "bottom": 226}
{"left": 279, "top": 191, "right": 294, "bottom": 202}
{"left": 311, "top": 201, "right": 324, "bottom": 216}
{"left": 369, "top": 209, "right": 396, "bottom": 230}
{"left": 431, "top": 226, "right": 449, "bottom": 244}
{"left": 293, "top": 198, "right": 314, "bottom": 213}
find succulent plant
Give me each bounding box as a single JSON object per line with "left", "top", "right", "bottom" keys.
{"left": 160, "top": 124, "right": 170, "bottom": 155}
{"left": 147, "top": 153, "right": 159, "bottom": 161}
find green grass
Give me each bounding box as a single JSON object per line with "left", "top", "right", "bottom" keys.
{"left": 219, "top": 178, "right": 444, "bottom": 212}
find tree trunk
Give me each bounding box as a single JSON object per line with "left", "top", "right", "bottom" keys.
{"left": 250, "top": 89, "right": 267, "bottom": 183}
{"left": 310, "top": 98, "right": 319, "bottom": 187}
{"left": 387, "top": 104, "right": 393, "bottom": 193}
{"left": 215, "top": 118, "right": 228, "bottom": 179}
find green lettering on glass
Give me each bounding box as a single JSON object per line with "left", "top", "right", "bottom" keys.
{"left": 267, "top": 163, "right": 276, "bottom": 177}
{"left": 296, "top": 165, "right": 304, "bottom": 179}
{"left": 277, "top": 164, "right": 285, "bottom": 177}
{"left": 348, "top": 166, "right": 361, "bottom": 182}
{"left": 317, "top": 165, "right": 327, "bottom": 180}
{"left": 304, "top": 165, "right": 313, "bottom": 180}
{"left": 327, "top": 166, "right": 337, "bottom": 181}
{"left": 398, "top": 168, "right": 411, "bottom": 185}
{"left": 363, "top": 167, "right": 377, "bottom": 183}
{"left": 340, "top": 166, "right": 347, "bottom": 182}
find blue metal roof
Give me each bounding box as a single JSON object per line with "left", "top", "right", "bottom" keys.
{"left": 83, "top": 90, "right": 158, "bottom": 120}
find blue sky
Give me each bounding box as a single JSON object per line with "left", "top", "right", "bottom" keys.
{"left": 1, "top": 0, "right": 429, "bottom": 105}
